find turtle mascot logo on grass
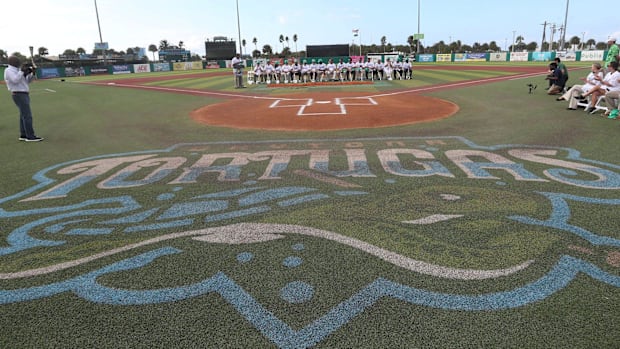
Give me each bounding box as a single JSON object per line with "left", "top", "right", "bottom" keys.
{"left": 1, "top": 136, "right": 619, "bottom": 348}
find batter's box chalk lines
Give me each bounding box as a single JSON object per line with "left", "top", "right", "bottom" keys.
{"left": 269, "top": 97, "right": 378, "bottom": 117}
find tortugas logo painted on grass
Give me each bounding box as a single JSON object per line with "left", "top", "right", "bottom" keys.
{"left": 1, "top": 137, "right": 619, "bottom": 348}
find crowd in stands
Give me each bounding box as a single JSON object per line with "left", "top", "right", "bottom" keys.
{"left": 247, "top": 57, "right": 413, "bottom": 84}
{"left": 552, "top": 37, "right": 620, "bottom": 120}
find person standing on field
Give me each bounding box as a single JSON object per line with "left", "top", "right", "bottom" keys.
{"left": 4, "top": 56, "right": 43, "bottom": 142}
{"left": 231, "top": 53, "right": 245, "bottom": 88}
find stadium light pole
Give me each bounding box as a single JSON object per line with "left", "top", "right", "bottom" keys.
{"left": 94, "top": 0, "right": 106, "bottom": 66}
{"left": 416, "top": 0, "right": 420, "bottom": 54}
{"left": 559, "top": 0, "right": 569, "bottom": 50}
{"left": 236, "top": 0, "right": 243, "bottom": 55}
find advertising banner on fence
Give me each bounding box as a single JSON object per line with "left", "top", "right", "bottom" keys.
{"left": 531, "top": 52, "right": 553, "bottom": 61}
{"left": 206, "top": 61, "right": 220, "bottom": 69}
{"left": 489, "top": 52, "right": 508, "bottom": 61}
{"left": 65, "top": 67, "right": 86, "bottom": 77}
{"left": 510, "top": 52, "right": 529, "bottom": 62}
{"left": 133, "top": 64, "right": 151, "bottom": 74}
{"left": 436, "top": 54, "right": 451, "bottom": 62}
{"left": 39, "top": 68, "right": 60, "bottom": 79}
{"left": 417, "top": 54, "right": 435, "bottom": 62}
{"left": 112, "top": 65, "right": 131, "bottom": 74}
{"left": 453, "top": 53, "right": 486, "bottom": 62}
{"left": 555, "top": 51, "right": 577, "bottom": 62}
{"left": 173, "top": 62, "right": 203, "bottom": 71}
{"left": 89, "top": 67, "right": 109, "bottom": 75}
{"left": 153, "top": 63, "right": 171, "bottom": 72}
{"left": 580, "top": 50, "right": 604, "bottom": 61}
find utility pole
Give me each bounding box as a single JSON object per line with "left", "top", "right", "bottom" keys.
{"left": 541, "top": 21, "right": 548, "bottom": 52}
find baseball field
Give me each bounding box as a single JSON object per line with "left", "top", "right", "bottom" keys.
{"left": 1, "top": 61, "right": 619, "bottom": 348}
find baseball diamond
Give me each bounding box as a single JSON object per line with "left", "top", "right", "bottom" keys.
{"left": 1, "top": 62, "right": 619, "bottom": 349}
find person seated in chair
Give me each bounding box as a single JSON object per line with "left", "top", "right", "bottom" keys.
{"left": 581, "top": 61, "right": 620, "bottom": 113}
{"left": 557, "top": 62, "right": 603, "bottom": 110}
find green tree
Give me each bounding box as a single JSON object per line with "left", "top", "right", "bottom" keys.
{"left": 262, "top": 44, "right": 273, "bottom": 57}
{"left": 586, "top": 39, "right": 596, "bottom": 50}
{"left": 148, "top": 44, "right": 158, "bottom": 61}
{"left": 252, "top": 49, "right": 261, "bottom": 58}
{"left": 279, "top": 34, "right": 284, "bottom": 52}
{"left": 159, "top": 40, "right": 170, "bottom": 50}
{"left": 293, "top": 34, "right": 298, "bottom": 56}
{"left": 569, "top": 36, "right": 580, "bottom": 50}
{"left": 381, "top": 36, "right": 387, "bottom": 52}
{"left": 252, "top": 37, "right": 258, "bottom": 51}
{"left": 0, "top": 49, "right": 8, "bottom": 63}
{"left": 242, "top": 39, "right": 247, "bottom": 56}
{"left": 407, "top": 35, "right": 414, "bottom": 53}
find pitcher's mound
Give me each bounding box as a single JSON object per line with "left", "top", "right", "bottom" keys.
{"left": 191, "top": 92, "right": 458, "bottom": 131}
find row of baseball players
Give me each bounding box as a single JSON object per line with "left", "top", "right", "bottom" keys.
{"left": 248, "top": 58, "right": 413, "bottom": 84}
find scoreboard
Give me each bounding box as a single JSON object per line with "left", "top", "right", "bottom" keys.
{"left": 306, "top": 44, "right": 350, "bottom": 57}
{"left": 205, "top": 40, "right": 236, "bottom": 60}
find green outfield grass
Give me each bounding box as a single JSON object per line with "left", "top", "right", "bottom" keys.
{"left": 0, "top": 62, "right": 618, "bottom": 349}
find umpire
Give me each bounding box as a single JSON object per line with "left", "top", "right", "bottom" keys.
{"left": 231, "top": 53, "right": 245, "bottom": 88}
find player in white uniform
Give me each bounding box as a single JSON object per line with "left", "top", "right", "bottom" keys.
{"left": 281, "top": 60, "right": 291, "bottom": 83}
{"left": 264, "top": 61, "right": 275, "bottom": 84}
{"left": 253, "top": 62, "right": 264, "bottom": 84}
{"left": 403, "top": 59, "right": 412, "bottom": 79}
{"left": 326, "top": 59, "right": 337, "bottom": 81}
{"left": 337, "top": 58, "right": 348, "bottom": 81}
{"left": 393, "top": 59, "right": 403, "bottom": 80}
{"left": 292, "top": 61, "right": 301, "bottom": 83}
{"left": 383, "top": 59, "right": 393, "bottom": 81}
{"left": 317, "top": 59, "right": 327, "bottom": 82}
{"left": 376, "top": 60, "right": 385, "bottom": 80}
{"left": 301, "top": 60, "right": 310, "bottom": 83}
{"left": 310, "top": 59, "right": 318, "bottom": 82}
{"left": 273, "top": 62, "right": 282, "bottom": 84}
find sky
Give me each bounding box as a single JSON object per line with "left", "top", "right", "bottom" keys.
{"left": 2, "top": 0, "right": 619, "bottom": 58}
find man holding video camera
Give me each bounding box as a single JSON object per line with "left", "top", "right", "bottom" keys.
{"left": 4, "top": 55, "right": 43, "bottom": 142}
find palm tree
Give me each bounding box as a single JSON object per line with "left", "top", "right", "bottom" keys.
{"left": 279, "top": 34, "right": 285, "bottom": 52}
{"left": 159, "top": 40, "right": 170, "bottom": 50}
{"left": 285, "top": 36, "right": 290, "bottom": 49}
{"left": 37, "top": 47, "right": 49, "bottom": 61}
{"left": 148, "top": 44, "right": 158, "bottom": 61}
{"left": 242, "top": 39, "right": 247, "bottom": 56}
{"left": 586, "top": 38, "right": 596, "bottom": 50}
{"left": 515, "top": 35, "right": 524, "bottom": 50}
{"left": 178, "top": 41, "right": 184, "bottom": 49}
{"left": 407, "top": 35, "right": 414, "bottom": 53}
{"left": 0, "top": 49, "right": 7, "bottom": 63}
{"left": 252, "top": 37, "right": 258, "bottom": 51}
{"left": 293, "top": 34, "right": 298, "bottom": 56}
{"left": 381, "top": 36, "right": 387, "bottom": 52}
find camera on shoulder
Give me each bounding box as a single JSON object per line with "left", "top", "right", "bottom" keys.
{"left": 21, "top": 63, "right": 35, "bottom": 75}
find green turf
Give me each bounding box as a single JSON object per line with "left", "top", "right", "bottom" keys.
{"left": 1, "top": 62, "right": 618, "bottom": 348}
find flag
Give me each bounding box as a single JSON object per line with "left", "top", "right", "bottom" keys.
{"left": 352, "top": 29, "right": 359, "bottom": 37}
